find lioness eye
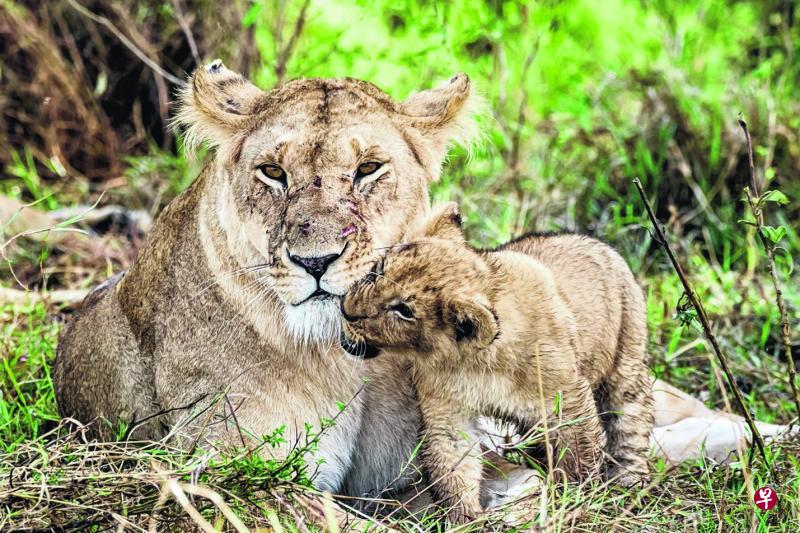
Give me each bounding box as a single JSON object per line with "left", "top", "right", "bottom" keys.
{"left": 389, "top": 302, "right": 414, "bottom": 321}
{"left": 356, "top": 161, "right": 382, "bottom": 179}
{"left": 257, "top": 164, "right": 287, "bottom": 184}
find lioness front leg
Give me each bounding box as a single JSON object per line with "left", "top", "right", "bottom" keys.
{"left": 419, "top": 396, "right": 483, "bottom": 523}
{"left": 551, "top": 379, "right": 605, "bottom": 480}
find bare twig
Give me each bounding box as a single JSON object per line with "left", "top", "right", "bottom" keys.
{"left": 108, "top": 3, "right": 172, "bottom": 147}
{"left": 0, "top": 287, "right": 89, "bottom": 306}
{"left": 171, "top": 0, "right": 201, "bottom": 66}
{"left": 738, "top": 118, "right": 800, "bottom": 422}
{"left": 275, "top": 0, "right": 311, "bottom": 84}
{"left": 121, "top": 394, "right": 209, "bottom": 442}
{"left": 223, "top": 393, "right": 248, "bottom": 449}
{"left": 163, "top": 479, "right": 220, "bottom": 533}
{"left": 508, "top": 44, "right": 539, "bottom": 177}
{"left": 166, "top": 479, "right": 250, "bottom": 533}
{"left": 66, "top": 0, "right": 184, "bottom": 86}
{"left": 633, "top": 178, "right": 774, "bottom": 480}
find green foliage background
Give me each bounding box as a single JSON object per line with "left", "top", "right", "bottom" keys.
{"left": 243, "top": 0, "right": 799, "bottom": 248}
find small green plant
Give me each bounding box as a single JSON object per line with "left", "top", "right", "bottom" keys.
{"left": 4, "top": 149, "right": 60, "bottom": 210}
{"left": 738, "top": 118, "right": 799, "bottom": 422}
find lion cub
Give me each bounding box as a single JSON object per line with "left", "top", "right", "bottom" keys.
{"left": 340, "top": 203, "right": 653, "bottom": 521}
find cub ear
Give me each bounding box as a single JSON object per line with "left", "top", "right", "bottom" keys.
{"left": 174, "top": 60, "right": 266, "bottom": 156}
{"left": 446, "top": 296, "right": 499, "bottom": 349}
{"left": 400, "top": 73, "right": 482, "bottom": 178}
{"left": 418, "top": 202, "right": 464, "bottom": 242}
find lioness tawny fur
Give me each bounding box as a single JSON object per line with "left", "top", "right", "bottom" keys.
{"left": 341, "top": 203, "right": 654, "bottom": 521}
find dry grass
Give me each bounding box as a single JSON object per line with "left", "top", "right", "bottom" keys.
{"left": 0, "top": 420, "right": 386, "bottom": 531}
{"left": 1, "top": 418, "right": 797, "bottom": 531}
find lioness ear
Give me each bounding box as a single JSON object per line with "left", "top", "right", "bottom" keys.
{"left": 174, "top": 60, "right": 266, "bottom": 156}
{"left": 400, "top": 73, "right": 482, "bottom": 178}
{"left": 418, "top": 202, "right": 464, "bottom": 242}
{"left": 446, "top": 297, "right": 499, "bottom": 349}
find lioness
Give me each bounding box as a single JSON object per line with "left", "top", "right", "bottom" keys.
{"left": 340, "top": 203, "right": 653, "bottom": 520}
{"left": 54, "top": 61, "right": 479, "bottom": 495}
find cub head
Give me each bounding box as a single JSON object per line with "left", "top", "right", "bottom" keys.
{"left": 175, "top": 61, "right": 480, "bottom": 343}
{"left": 340, "top": 203, "right": 499, "bottom": 362}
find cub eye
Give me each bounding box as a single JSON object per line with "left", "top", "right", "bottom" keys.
{"left": 257, "top": 164, "right": 287, "bottom": 184}
{"left": 356, "top": 161, "right": 382, "bottom": 179}
{"left": 367, "top": 262, "right": 380, "bottom": 282}
{"left": 366, "top": 257, "right": 385, "bottom": 283}
{"left": 388, "top": 302, "right": 414, "bottom": 321}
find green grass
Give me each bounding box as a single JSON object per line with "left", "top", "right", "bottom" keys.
{"left": 0, "top": 302, "right": 60, "bottom": 450}
{"left": 3, "top": 149, "right": 62, "bottom": 210}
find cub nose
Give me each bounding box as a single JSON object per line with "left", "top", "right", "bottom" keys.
{"left": 288, "top": 252, "right": 340, "bottom": 280}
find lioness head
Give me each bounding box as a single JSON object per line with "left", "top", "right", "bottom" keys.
{"left": 340, "top": 203, "right": 499, "bottom": 361}
{"left": 176, "top": 61, "right": 479, "bottom": 343}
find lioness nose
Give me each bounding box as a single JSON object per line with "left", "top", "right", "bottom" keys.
{"left": 289, "top": 253, "right": 340, "bottom": 280}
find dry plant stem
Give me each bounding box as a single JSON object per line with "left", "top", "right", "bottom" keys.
{"left": 171, "top": 0, "right": 201, "bottom": 66}
{"left": 275, "top": 0, "right": 311, "bottom": 84}
{"left": 0, "top": 287, "right": 89, "bottom": 306}
{"left": 633, "top": 178, "right": 773, "bottom": 480}
{"left": 738, "top": 118, "right": 800, "bottom": 421}
{"left": 66, "top": 0, "right": 184, "bottom": 86}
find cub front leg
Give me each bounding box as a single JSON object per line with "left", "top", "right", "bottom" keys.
{"left": 551, "top": 379, "right": 605, "bottom": 480}
{"left": 418, "top": 395, "right": 483, "bottom": 523}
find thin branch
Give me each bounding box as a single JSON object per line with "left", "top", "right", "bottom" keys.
{"left": 223, "top": 393, "right": 247, "bottom": 449}
{"left": 171, "top": 0, "right": 201, "bottom": 66}
{"left": 121, "top": 394, "right": 208, "bottom": 441}
{"left": 162, "top": 479, "right": 218, "bottom": 533}
{"left": 740, "top": 117, "right": 761, "bottom": 198}
{"left": 633, "top": 178, "right": 775, "bottom": 480}
{"left": 275, "top": 0, "right": 311, "bottom": 84}
{"left": 508, "top": 43, "right": 539, "bottom": 174}
{"left": 66, "top": 0, "right": 185, "bottom": 86}
{"left": 0, "top": 287, "right": 89, "bottom": 306}
{"left": 738, "top": 118, "right": 800, "bottom": 422}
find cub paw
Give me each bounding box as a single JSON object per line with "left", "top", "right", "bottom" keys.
{"left": 445, "top": 502, "right": 482, "bottom": 525}
{"left": 606, "top": 467, "right": 649, "bottom": 488}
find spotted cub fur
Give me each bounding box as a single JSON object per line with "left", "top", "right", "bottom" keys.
{"left": 340, "top": 203, "right": 653, "bottom": 521}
